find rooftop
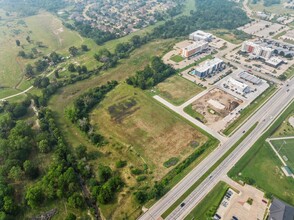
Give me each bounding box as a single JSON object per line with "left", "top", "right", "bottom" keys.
{"left": 269, "top": 198, "right": 294, "bottom": 220}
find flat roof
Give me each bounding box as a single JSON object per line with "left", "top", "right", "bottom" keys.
{"left": 195, "top": 58, "right": 223, "bottom": 72}
{"left": 190, "top": 30, "right": 212, "bottom": 38}
{"left": 182, "top": 40, "right": 208, "bottom": 51}
{"left": 266, "top": 57, "right": 283, "bottom": 65}
{"left": 227, "top": 77, "right": 249, "bottom": 89}
{"left": 239, "top": 71, "right": 262, "bottom": 84}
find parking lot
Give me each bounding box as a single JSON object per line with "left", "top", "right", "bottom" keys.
{"left": 238, "top": 20, "right": 288, "bottom": 38}
{"left": 215, "top": 177, "right": 269, "bottom": 220}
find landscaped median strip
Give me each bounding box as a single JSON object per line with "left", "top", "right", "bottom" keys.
{"left": 161, "top": 122, "right": 258, "bottom": 219}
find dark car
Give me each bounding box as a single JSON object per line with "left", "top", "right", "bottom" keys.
{"left": 232, "top": 216, "right": 238, "bottom": 220}
{"left": 180, "top": 202, "right": 185, "bottom": 207}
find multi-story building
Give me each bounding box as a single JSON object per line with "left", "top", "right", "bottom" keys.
{"left": 180, "top": 40, "right": 208, "bottom": 58}
{"left": 189, "top": 30, "right": 213, "bottom": 42}
{"left": 190, "top": 58, "right": 225, "bottom": 78}
{"left": 241, "top": 41, "right": 273, "bottom": 60}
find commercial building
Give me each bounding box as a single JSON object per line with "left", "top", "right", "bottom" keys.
{"left": 239, "top": 71, "right": 262, "bottom": 85}
{"left": 225, "top": 77, "right": 250, "bottom": 95}
{"left": 269, "top": 198, "right": 294, "bottom": 220}
{"left": 241, "top": 41, "right": 274, "bottom": 60}
{"left": 190, "top": 58, "right": 225, "bottom": 78}
{"left": 180, "top": 40, "right": 208, "bottom": 58}
{"left": 265, "top": 57, "right": 284, "bottom": 68}
{"left": 189, "top": 30, "right": 213, "bottom": 42}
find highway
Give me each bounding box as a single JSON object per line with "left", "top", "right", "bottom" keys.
{"left": 139, "top": 78, "right": 294, "bottom": 220}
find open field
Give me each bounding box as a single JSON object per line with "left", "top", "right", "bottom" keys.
{"left": 228, "top": 102, "right": 294, "bottom": 206}
{"left": 170, "top": 55, "right": 185, "bottom": 63}
{"left": 272, "top": 113, "right": 294, "bottom": 137}
{"left": 223, "top": 85, "right": 277, "bottom": 136}
{"left": 271, "top": 138, "right": 294, "bottom": 172}
{"left": 210, "top": 29, "right": 250, "bottom": 44}
{"left": 153, "top": 75, "right": 204, "bottom": 106}
{"left": 190, "top": 88, "right": 243, "bottom": 126}
{"left": 0, "top": 12, "right": 83, "bottom": 96}
{"left": 184, "top": 181, "right": 229, "bottom": 220}
{"left": 248, "top": 0, "right": 294, "bottom": 14}
{"left": 91, "top": 84, "right": 208, "bottom": 180}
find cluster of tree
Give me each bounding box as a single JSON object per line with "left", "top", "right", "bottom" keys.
{"left": 151, "top": 0, "right": 249, "bottom": 39}
{"left": 66, "top": 81, "right": 118, "bottom": 145}
{"left": 263, "top": 0, "right": 281, "bottom": 7}
{"left": 68, "top": 64, "right": 88, "bottom": 74}
{"left": 0, "top": 98, "right": 31, "bottom": 119}
{"left": 25, "top": 52, "right": 63, "bottom": 78}
{"left": 126, "top": 56, "right": 176, "bottom": 89}
{"left": 0, "top": 0, "right": 67, "bottom": 16}
{"left": 90, "top": 165, "right": 124, "bottom": 204}
{"left": 94, "top": 49, "right": 119, "bottom": 70}
{"left": 71, "top": 21, "right": 116, "bottom": 45}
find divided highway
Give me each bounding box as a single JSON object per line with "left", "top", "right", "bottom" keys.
{"left": 139, "top": 78, "right": 294, "bottom": 220}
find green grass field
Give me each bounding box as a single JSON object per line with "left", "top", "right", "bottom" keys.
{"left": 170, "top": 55, "right": 185, "bottom": 63}
{"left": 184, "top": 181, "right": 229, "bottom": 220}
{"left": 272, "top": 113, "right": 294, "bottom": 137}
{"left": 153, "top": 75, "right": 204, "bottom": 106}
{"left": 229, "top": 102, "right": 294, "bottom": 206}
{"left": 271, "top": 139, "right": 294, "bottom": 172}
{"left": 248, "top": 0, "right": 293, "bottom": 15}
{"left": 0, "top": 12, "right": 83, "bottom": 97}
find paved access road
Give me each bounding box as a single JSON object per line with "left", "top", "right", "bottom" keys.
{"left": 139, "top": 78, "right": 294, "bottom": 220}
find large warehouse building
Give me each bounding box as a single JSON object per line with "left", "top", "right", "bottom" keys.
{"left": 190, "top": 58, "right": 225, "bottom": 78}
{"left": 180, "top": 40, "right": 208, "bottom": 58}
{"left": 189, "top": 30, "right": 213, "bottom": 42}
{"left": 241, "top": 41, "right": 274, "bottom": 60}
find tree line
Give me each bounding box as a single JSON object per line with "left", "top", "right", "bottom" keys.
{"left": 126, "top": 56, "right": 176, "bottom": 89}
{"left": 66, "top": 81, "right": 118, "bottom": 146}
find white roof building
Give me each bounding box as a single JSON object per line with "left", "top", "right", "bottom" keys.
{"left": 226, "top": 77, "right": 250, "bottom": 95}
{"left": 189, "top": 30, "right": 213, "bottom": 42}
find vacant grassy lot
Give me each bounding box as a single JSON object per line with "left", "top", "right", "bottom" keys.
{"left": 210, "top": 29, "right": 249, "bottom": 44}
{"left": 223, "top": 85, "right": 277, "bottom": 136}
{"left": 229, "top": 102, "right": 294, "bottom": 206}
{"left": 271, "top": 139, "right": 294, "bottom": 172}
{"left": 185, "top": 181, "right": 229, "bottom": 220}
{"left": 170, "top": 55, "right": 185, "bottom": 63}
{"left": 91, "top": 84, "right": 208, "bottom": 180}
{"left": 0, "top": 12, "right": 83, "bottom": 96}
{"left": 272, "top": 112, "right": 294, "bottom": 137}
{"left": 154, "top": 75, "right": 204, "bottom": 105}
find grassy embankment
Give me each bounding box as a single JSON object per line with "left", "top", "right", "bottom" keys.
{"left": 184, "top": 181, "right": 229, "bottom": 220}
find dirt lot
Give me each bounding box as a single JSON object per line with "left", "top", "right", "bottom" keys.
{"left": 190, "top": 88, "right": 243, "bottom": 125}
{"left": 90, "top": 84, "right": 208, "bottom": 180}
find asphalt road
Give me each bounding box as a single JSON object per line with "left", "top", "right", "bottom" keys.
{"left": 139, "top": 79, "right": 294, "bottom": 220}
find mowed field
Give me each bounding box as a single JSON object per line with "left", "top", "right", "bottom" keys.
{"left": 154, "top": 75, "right": 204, "bottom": 105}
{"left": 90, "top": 83, "right": 208, "bottom": 180}
{"left": 0, "top": 12, "right": 83, "bottom": 97}
{"left": 271, "top": 138, "right": 294, "bottom": 172}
